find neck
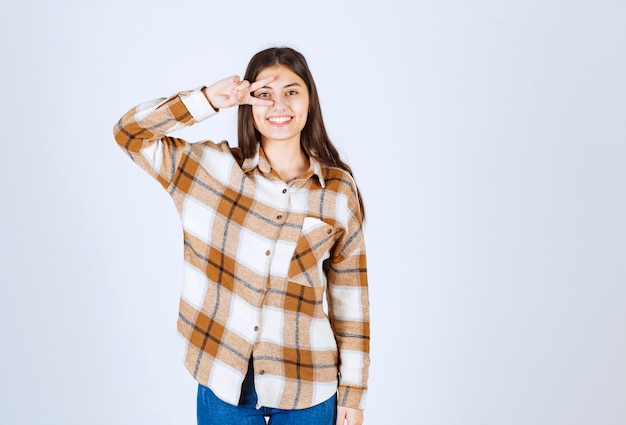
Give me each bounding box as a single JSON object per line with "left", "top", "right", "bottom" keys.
{"left": 261, "top": 138, "right": 309, "bottom": 182}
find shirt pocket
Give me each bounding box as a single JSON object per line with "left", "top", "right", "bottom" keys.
{"left": 287, "top": 217, "right": 336, "bottom": 288}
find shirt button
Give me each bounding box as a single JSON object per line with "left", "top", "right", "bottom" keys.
{"left": 282, "top": 188, "right": 287, "bottom": 194}
{"left": 265, "top": 250, "right": 271, "bottom": 256}
{"left": 259, "top": 370, "right": 265, "bottom": 375}
{"left": 276, "top": 214, "right": 283, "bottom": 220}
{"left": 254, "top": 326, "right": 259, "bottom": 331}
{"left": 327, "top": 228, "right": 332, "bottom": 234}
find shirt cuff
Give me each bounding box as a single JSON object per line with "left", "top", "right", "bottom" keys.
{"left": 337, "top": 384, "right": 367, "bottom": 410}
{"left": 180, "top": 86, "right": 218, "bottom": 121}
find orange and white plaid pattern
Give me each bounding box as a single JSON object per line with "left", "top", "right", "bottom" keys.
{"left": 113, "top": 87, "right": 369, "bottom": 410}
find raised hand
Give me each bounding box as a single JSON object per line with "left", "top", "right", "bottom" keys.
{"left": 202, "top": 75, "right": 276, "bottom": 110}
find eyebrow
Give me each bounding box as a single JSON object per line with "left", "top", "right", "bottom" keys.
{"left": 259, "top": 82, "right": 303, "bottom": 90}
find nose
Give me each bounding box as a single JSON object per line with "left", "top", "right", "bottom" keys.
{"left": 272, "top": 94, "right": 287, "bottom": 111}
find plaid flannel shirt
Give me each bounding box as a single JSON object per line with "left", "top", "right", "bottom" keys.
{"left": 113, "top": 87, "right": 369, "bottom": 410}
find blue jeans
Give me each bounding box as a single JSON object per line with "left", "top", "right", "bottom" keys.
{"left": 197, "top": 361, "right": 337, "bottom": 425}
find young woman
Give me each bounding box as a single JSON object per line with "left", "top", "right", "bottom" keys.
{"left": 113, "top": 47, "right": 370, "bottom": 425}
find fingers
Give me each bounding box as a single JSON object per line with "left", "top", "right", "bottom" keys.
{"left": 220, "top": 74, "right": 277, "bottom": 108}
{"left": 229, "top": 80, "right": 249, "bottom": 104}
{"left": 336, "top": 406, "right": 347, "bottom": 425}
{"left": 233, "top": 78, "right": 274, "bottom": 107}
{"left": 336, "top": 406, "right": 363, "bottom": 425}
{"left": 246, "top": 96, "right": 274, "bottom": 107}
{"left": 248, "top": 75, "right": 277, "bottom": 93}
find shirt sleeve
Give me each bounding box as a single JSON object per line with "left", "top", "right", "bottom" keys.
{"left": 112, "top": 87, "right": 217, "bottom": 188}
{"left": 326, "top": 177, "right": 370, "bottom": 410}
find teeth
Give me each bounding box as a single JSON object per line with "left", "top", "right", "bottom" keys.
{"left": 268, "top": 117, "right": 291, "bottom": 124}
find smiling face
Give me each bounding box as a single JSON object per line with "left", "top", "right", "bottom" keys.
{"left": 251, "top": 64, "right": 310, "bottom": 146}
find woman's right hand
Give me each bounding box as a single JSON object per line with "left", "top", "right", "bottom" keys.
{"left": 202, "top": 75, "right": 276, "bottom": 110}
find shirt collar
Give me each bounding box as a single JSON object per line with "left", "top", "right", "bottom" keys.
{"left": 241, "top": 145, "right": 326, "bottom": 188}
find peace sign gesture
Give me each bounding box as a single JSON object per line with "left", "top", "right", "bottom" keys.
{"left": 202, "top": 75, "right": 276, "bottom": 110}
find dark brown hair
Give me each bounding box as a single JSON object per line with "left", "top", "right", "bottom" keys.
{"left": 237, "top": 47, "right": 365, "bottom": 218}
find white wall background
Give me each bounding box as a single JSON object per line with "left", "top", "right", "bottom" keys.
{"left": 1, "top": 1, "right": 625, "bottom": 424}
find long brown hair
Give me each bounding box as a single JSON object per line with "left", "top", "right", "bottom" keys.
{"left": 237, "top": 47, "right": 365, "bottom": 218}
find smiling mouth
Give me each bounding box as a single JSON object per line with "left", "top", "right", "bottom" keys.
{"left": 267, "top": 116, "right": 293, "bottom": 125}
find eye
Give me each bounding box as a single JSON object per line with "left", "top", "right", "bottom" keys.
{"left": 256, "top": 91, "right": 271, "bottom": 98}
{"left": 286, "top": 90, "right": 298, "bottom": 96}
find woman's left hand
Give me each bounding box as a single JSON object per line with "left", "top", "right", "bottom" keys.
{"left": 336, "top": 406, "right": 364, "bottom": 425}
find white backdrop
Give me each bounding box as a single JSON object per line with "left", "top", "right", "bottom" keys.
{"left": 1, "top": 1, "right": 625, "bottom": 424}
